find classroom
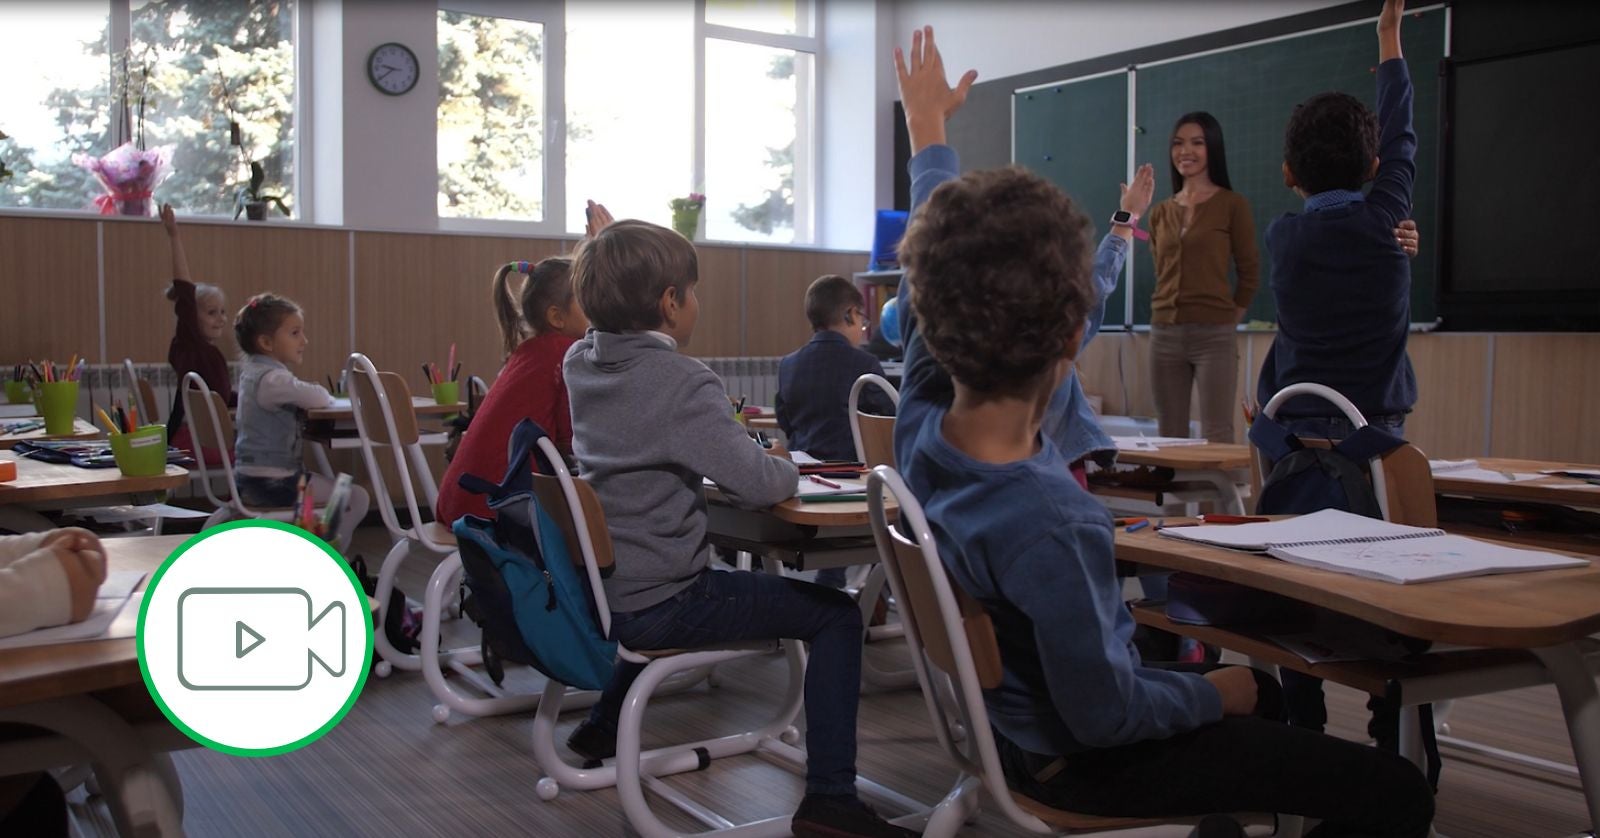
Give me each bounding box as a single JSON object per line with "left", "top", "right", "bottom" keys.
{"left": 2, "top": 0, "right": 1598, "bottom": 836}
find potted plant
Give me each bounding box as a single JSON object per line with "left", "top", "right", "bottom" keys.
{"left": 234, "top": 160, "right": 290, "bottom": 221}
{"left": 669, "top": 192, "right": 705, "bottom": 240}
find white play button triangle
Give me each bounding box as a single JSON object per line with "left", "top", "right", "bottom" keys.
{"left": 236, "top": 621, "right": 266, "bottom": 659}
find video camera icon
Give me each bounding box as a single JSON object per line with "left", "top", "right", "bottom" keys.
{"left": 176, "top": 588, "right": 346, "bottom": 691}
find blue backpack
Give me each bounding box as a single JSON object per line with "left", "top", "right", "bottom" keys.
{"left": 1248, "top": 414, "right": 1405, "bottom": 518}
{"left": 451, "top": 418, "right": 617, "bottom": 691}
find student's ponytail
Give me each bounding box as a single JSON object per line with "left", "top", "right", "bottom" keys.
{"left": 493, "top": 262, "right": 532, "bottom": 356}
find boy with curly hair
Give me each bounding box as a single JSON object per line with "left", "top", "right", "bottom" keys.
{"left": 891, "top": 24, "right": 1433, "bottom": 834}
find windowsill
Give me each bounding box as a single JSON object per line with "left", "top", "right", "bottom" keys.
{"left": 0, "top": 206, "right": 864, "bottom": 253}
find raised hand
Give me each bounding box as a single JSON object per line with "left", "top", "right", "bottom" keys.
{"left": 1394, "top": 218, "right": 1419, "bottom": 258}
{"left": 893, "top": 26, "right": 978, "bottom": 153}
{"left": 584, "top": 200, "right": 615, "bottom": 239}
{"left": 160, "top": 202, "right": 179, "bottom": 237}
{"left": 1120, "top": 163, "right": 1156, "bottom": 216}
{"left": 1378, "top": 0, "right": 1404, "bottom": 62}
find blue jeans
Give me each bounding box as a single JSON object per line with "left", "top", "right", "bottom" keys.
{"left": 587, "top": 568, "right": 864, "bottom": 796}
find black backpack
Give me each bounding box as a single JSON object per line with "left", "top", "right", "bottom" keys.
{"left": 1249, "top": 414, "right": 1404, "bottom": 518}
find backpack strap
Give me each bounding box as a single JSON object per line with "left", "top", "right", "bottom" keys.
{"left": 1333, "top": 425, "right": 1406, "bottom": 463}
{"left": 1248, "top": 413, "right": 1304, "bottom": 464}
{"left": 456, "top": 418, "right": 553, "bottom": 502}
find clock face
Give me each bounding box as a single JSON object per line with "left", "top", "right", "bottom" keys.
{"left": 368, "top": 42, "right": 419, "bottom": 96}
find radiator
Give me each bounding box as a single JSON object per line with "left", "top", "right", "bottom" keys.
{"left": 78, "top": 362, "right": 241, "bottom": 424}
{"left": 699, "top": 357, "right": 781, "bottom": 407}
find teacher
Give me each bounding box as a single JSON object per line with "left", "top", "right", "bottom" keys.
{"left": 1146, "top": 111, "right": 1258, "bottom": 443}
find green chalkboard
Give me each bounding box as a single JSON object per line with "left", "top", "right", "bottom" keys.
{"left": 1012, "top": 72, "right": 1129, "bottom": 326}
{"left": 1015, "top": 8, "right": 1446, "bottom": 326}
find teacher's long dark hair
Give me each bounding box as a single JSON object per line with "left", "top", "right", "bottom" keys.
{"left": 1169, "top": 111, "right": 1232, "bottom": 193}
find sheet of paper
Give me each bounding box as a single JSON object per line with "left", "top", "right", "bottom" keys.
{"left": 1156, "top": 508, "right": 1440, "bottom": 551}
{"left": 0, "top": 591, "right": 142, "bottom": 651}
{"left": 1268, "top": 534, "right": 1588, "bottom": 584}
{"left": 1541, "top": 468, "right": 1600, "bottom": 480}
{"left": 791, "top": 451, "right": 822, "bottom": 465}
{"left": 64, "top": 503, "right": 213, "bottom": 524}
{"left": 1432, "top": 468, "right": 1546, "bottom": 484}
{"left": 97, "top": 570, "right": 146, "bottom": 602}
{"left": 1428, "top": 458, "right": 1478, "bottom": 472}
{"left": 1112, "top": 435, "right": 1208, "bottom": 451}
{"left": 796, "top": 476, "right": 868, "bottom": 497}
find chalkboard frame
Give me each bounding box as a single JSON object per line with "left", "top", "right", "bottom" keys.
{"left": 1011, "top": 3, "right": 1449, "bottom": 331}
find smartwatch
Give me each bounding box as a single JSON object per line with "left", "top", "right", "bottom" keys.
{"left": 1111, "top": 210, "right": 1149, "bottom": 241}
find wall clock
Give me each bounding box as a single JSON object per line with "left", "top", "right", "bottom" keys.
{"left": 367, "top": 42, "right": 419, "bottom": 96}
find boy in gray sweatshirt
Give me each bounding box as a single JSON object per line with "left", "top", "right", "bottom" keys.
{"left": 562, "top": 220, "right": 912, "bottom": 837}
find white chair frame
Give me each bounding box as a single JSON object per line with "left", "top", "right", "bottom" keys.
{"left": 847, "top": 373, "right": 915, "bottom": 690}
{"left": 526, "top": 435, "right": 934, "bottom": 837}
{"left": 182, "top": 371, "right": 317, "bottom": 523}
{"left": 1256, "top": 382, "right": 1391, "bottom": 521}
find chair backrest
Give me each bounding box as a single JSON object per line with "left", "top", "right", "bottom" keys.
{"left": 346, "top": 353, "right": 444, "bottom": 548}
{"left": 1255, "top": 382, "right": 1395, "bottom": 522}
{"left": 849, "top": 373, "right": 900, "bottom": 467}
{"left": 529, "top": 435, "right": 616, "bottom": 636}
{"left": 467, "top": 374, "right": 489, "bottom": 411}
{"left": 181, "top": 371, "right": 239, "bottom": 510}
{"left": 123, "top": 358, "right": 160, "bottom": 423}
{"left": 865, "top": 465, "right": 1049, "bottom": 833}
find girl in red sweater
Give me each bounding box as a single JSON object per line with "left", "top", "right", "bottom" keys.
{"left": 434, "top": 252, "right": 591, "bottom": 525}
{"left": 159, "top": 204, "right": 235, "bottom": 465}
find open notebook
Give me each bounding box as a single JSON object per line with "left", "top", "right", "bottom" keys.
{"left": 1158, "top": 508, "right": 1587, "bottom": 584}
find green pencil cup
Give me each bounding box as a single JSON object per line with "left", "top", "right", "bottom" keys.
{"left": 4, "top": 380, "right": 29, "bottom": 404}
{"left": 431, "top": 381, "right": 459, "bottom": 407}
{"left": 37, "top": 381, "right": 80, "bottom": 436}
{"left": 109, "top": 425, "right": 168, "bottom": 477}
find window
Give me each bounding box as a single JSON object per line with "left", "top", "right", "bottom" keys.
{"left": 132, "top": 1, "right": 297, "bottom": 218}
{"left": 0, "top": 0, "right": 297, "bottom": 217}
{"left": 437, "top": 9, "right": 546, "bottom": 223}
{"left": 563, "top": 0, "right": 817, "bottom": 243}
{"left": 565, "top": 1, "right": 694, "bottom": 233}
{"left": 0, "top": 4, "right": 112, "bottom": 210}
{"left": 701, "top": 0, "right": 816, "bottom": 243}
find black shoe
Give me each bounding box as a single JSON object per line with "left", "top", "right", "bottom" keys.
{"left": 566, "top": 720, "right": 617, "bottom": 763}
{"left": 1187, "top": 814, "right": 1245, "bottom": 838}
{"left": 791, "top": 794, "right": 916, "bottom": 838}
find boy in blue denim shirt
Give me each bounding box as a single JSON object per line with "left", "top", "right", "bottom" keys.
{"left": 890, "top": 24, "right": 1432, "bottom": 834}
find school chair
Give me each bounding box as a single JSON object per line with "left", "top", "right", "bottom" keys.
{"left": 848, "top": 373, "right": 899, "bottom": 469}
{"left": 528, "top": 434, "right": 868, "bottom": 838}
{"left": 849, "top": 373, "right": 913, "bottom": 686}
{"left": 121, "top": 358, "right": 160, "bottom": 425}
{"left": 183, "top": 372, "right": 343, "bottom": 535}
{"left": 1251, "top": 382, "right": 1440, "bottom": 776}
{"left": 343, "top": 354, "right": 460, "bottom": 676}
{"left": 864, "top": 465, "right": 1281, "bottom": 837}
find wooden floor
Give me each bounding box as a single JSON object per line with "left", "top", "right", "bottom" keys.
{"left": 69, "top": 528, "right": 1592, "bottom": 837}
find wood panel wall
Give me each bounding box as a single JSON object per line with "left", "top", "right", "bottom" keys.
{"left": 1074, "top": 331, "right": 1600, "bottom": 464}
{"left": 4, "top": 212, "right": 1596, "bottom": 468}
{"left": 0, "top": 211, "right": 865, "bottom": 380}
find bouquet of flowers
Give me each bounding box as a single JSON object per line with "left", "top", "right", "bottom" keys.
{"left": 669, "top": 192, "right": 706, "bottom": 240}
{"left": 74, "top": 140, "right": 173, "bottom": 217}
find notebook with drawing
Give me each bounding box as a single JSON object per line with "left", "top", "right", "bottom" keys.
{"left": 1158, "top": 508, "right": 1587, "bottom": 583}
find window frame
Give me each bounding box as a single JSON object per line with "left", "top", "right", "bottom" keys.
{"left": 434, "top": 0, "right": 565, "bottom": 236}
{"left": 695, "top": 0, "right": 819, "bottom": 244}
{"left": 0, "top": 0, "right": 306, "bottom": 220}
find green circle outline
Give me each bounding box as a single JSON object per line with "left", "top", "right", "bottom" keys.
{"left": 136, "top": 520, "right": 374, "bottom": 757}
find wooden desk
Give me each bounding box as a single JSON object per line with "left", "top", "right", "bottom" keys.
{"left": 0, "top": 535, "right": 181, "bottom": 708}
{"left": 305, "top": 396, "right": 462, "bottom": 421}
{"left": 1117, "top": 525, "right": 1600, "bottom": 826}
{"left": 1434, "top": 457, "right": 1600, "bottom": 510}
{"left": 1100, "top": 443, "right": 1253, "bottom": 515}
{"left": 0, "top": 535, "right": 190, "bottom": 835}
{"left": 705, "top": 485, "right": 908, "bottom": 689}
{"left": 0, "top": 457, "right": 188, "bottom": 507}
{"left": 0, "top": 417, "right": 102, "bottom": 449}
